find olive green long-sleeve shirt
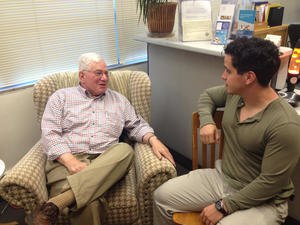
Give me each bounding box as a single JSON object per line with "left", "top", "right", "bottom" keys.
{"left": 198, "top": 85, "right": 300, "bottom": 214}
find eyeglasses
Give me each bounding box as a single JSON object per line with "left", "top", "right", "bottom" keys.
{"left": 83, "top": 70, "right": 109, "bottom": 78}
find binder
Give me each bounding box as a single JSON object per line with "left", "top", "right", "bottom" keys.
{"left": 268, "top": 6, "right": 284, "bottom": 27}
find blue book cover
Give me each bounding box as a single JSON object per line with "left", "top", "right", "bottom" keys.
{"left": 212, "top": 20, "right": 231, "bottom": 45}
{"left": 236, "top": 10, "right": 256, "bottom": 38}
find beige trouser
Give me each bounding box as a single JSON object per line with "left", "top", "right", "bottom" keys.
{"left": 46, "top": 142, "right": 134, "bottom": 225}
{"left": 153, "top": 160, "right": 288, "bottom": 225}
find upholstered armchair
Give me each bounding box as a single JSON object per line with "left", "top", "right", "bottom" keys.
{"left": 0, "top": 71, "right": 177, "bottom": 225}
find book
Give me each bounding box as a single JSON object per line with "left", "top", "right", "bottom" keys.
{"left": 211, "top": 0, "right": 236, "bottom": 45}
{"left": 236, "top": 10, "right": 256, "bottom": 38}
{"left": 268, "top": 6, "right": 284, "bottom": 27}
{"left": 212, "top": 20, "right": 231, "bottom": 45}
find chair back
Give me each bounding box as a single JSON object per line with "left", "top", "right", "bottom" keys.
{"left": 192, "top": 111, "right": 224, "bottom": 170}
{"left": 288, "top": 24, "right": 300, "bottom": 49}
{"left": 33, "top": 70, "right": 151, "bottom": 123}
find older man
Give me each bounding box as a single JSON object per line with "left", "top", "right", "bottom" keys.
{"left": 34, "top": 53, "right": 175, "bottom": 225}
{"left": 153, "top": 37, "right": 300, "bottom": 225}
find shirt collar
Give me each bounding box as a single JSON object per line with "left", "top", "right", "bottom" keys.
{"left": 78, "top": 83, "right": 106, "bottom": 99}
{"left": 236, "top": 96, "right": 280, "bottom": 124}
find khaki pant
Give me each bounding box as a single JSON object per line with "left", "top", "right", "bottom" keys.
{"left": 46, "top": 143, "right": 134, "bottom": 225}
{"left": 153, "top": 160, "right": 288, "bottom": 225}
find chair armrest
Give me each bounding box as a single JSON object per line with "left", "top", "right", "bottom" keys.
{"left": 134, "top": 142, "right": 177, "bottom": 225}
{"left": 0, "top": 140, "right": 48, "bottom": 214}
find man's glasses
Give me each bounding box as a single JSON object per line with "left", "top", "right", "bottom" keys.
{"left": 83, "top": 70, "right": 109, "bottom": 78}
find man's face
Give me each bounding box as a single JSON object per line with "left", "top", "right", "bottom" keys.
{"left": 79, "top": 60, "right": 109, "bottom": 97}
{"left": 221, "top": 54, "right": 246, "bottom": 95}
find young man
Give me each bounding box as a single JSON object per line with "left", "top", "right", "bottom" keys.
{"left": 153, "top": 37, "right": 300, "bottom": 225}
{"left": 34, "top": 53, "right": 175, "bottom": 225}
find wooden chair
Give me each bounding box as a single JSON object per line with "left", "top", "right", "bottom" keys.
{"left": 173, "top": 111, "right": 224, "bottom": 225}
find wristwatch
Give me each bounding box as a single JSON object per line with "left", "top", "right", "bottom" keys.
{"left": 215, "top": 199, "right": 228, "bottom": 216}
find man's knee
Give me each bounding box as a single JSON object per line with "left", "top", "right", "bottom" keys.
{"left": 117, "top": 142, "right": 134, "bottom": 157}
{"left": 153, "top": 180, "right": 172, "bottom": 206}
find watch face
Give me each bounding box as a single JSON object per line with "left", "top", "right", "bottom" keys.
{"left": 215, "top": 200, "right": 222, "bottom": 210}
{"left": 215, "top": 200, "right": 227, "bottom": 216}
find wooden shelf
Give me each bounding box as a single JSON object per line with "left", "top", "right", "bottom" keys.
{"left": 254, "top": 24, "right": 288, "bottom": 46}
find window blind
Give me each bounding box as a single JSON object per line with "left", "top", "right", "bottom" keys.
{"left": 115, "top": 0, "right": 148, "bottom": 64}
{"left": 0, "top": 0, "right": 147, "bottom": 91}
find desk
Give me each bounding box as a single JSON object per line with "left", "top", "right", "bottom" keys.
{"left": 135, "top": 34, "right": 224, "bottom": 161}
{"left": 254, "top": 24, "right": 289, "bottom": 46}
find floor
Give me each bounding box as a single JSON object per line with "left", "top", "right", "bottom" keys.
{"left": 0, "top": 163, "right": 299, "bottom": 225}
{"left": 0, "top": 197, "right": 28, "bottom": 225}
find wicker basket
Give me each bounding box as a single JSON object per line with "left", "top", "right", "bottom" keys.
{"left": 147, "top": 2, "right": 177, "bottom": 36}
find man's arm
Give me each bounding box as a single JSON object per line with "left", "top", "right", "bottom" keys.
{"left": 223, "top": 122, "right": 300, "bottom": 214}
{"left": 42, "top": 92, "right": 72, "bottom": 160}
{"left": 57, "top": 153, "right": 87, "bottom": 174}
{"left": 42, "top": 91, "right": 87, "bottom": 173}
{"left": 197, "top": 86, "right": 229, "bottom": 225}
{"left": 198, "top": 86, "right": 228, "bottom": 144}
{"left": 120, "top": 97, "right": 175, "bottom": 167}
{"left": 198, "top": 85, "right": 227, "bottom": 128}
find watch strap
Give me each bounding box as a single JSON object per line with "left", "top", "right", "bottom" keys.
{"left": 215, "top": 200, "right": 228, "bottom": 216}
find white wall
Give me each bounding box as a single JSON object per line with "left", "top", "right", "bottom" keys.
{"left": 0, "top": 63, "right": 147, "bottom": 171}
{"left": 269, "top": 0, "right": 300, "bottom": 24}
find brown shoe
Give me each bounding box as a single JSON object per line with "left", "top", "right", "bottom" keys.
{"left": 33, "top": 202, "right": 59, "bottom": 225}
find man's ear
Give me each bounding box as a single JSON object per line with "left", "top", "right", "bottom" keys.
{"left": 79, "top": 71, "right": 85, "bottom": 82}
{"left": 245, "top": 71, "right": 256, "bottom": 85}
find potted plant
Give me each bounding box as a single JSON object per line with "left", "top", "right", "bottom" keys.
{"left": 137, "top": 0, "right": 177, "bottom": 36}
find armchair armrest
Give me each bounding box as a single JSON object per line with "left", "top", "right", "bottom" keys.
{"left": 134, "top": 143, "right": 177, "bottom": 225}
{"left": 0, "top": 140, "right": 48, "bottom": 214}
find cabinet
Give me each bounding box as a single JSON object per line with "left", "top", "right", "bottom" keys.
{"left": 254, "top": 24, "right": 288, "bottom": 46}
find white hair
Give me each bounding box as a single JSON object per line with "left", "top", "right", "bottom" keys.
{"left": 78, "top": 53, "right": 104, "bottom": 71}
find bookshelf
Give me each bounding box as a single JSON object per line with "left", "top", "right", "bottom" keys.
{"left": 254, "top": 23, "right": 288, "bottom": 46}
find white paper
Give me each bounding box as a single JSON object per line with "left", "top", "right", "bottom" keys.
{"left": 182, "top": 19, "right": 212, "bottom": 41}
{"left": 218, "top": 4, "right": 236, "bottom": 20}
{"left": 179, "top": 0, "right": 212, "bottom": 41}
{"left": 181, "top": 0, "right": 211, "bottom": 20}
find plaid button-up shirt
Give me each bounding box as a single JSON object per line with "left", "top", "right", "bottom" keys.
{"left": 41, "top": 86, "right": 154, "bottom": 160}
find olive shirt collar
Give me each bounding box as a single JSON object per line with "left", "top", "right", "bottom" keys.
{"left": 235, "top": 96, "right": 281, "bottom": 124}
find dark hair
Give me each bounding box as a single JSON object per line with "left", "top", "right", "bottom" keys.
{"left": 224, "top": 37, "right": 280, "bottom": 87}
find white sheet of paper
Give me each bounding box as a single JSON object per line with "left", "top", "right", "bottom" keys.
{"left": 182, "top": 19, "right": 212, "bottom": 41}
{"left": 218, "top": 4, "right": 236, "bottom": 20}
{"left": 181, "top": 0, "right": 211, "bottom": 20}
{"left": 180, "top": 0, "right": 212, "bottom": 41}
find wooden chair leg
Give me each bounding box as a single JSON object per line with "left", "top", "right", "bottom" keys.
{"left": 173, "top": 212, "right": 203, "bottom": 225}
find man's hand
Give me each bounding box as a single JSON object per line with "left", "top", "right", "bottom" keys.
{"left": 199, "top": 124, "right": 219, "bottom": 144}
{"left": 57, "top": 153, "right": 88, "bottom": 174}
{"left": 200, "top": 203, "right": 224, "bottom": 225}
{"left": 150, "top": 137, "right": 176, "bottom": 167}
{"left": 143, "top": 133, "right": 176, "bottom": 167}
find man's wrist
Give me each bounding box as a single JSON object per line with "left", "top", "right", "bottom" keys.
{"left": 147, "top": 134, "right": 157, "bottom": 146}
{"left": 215, "top": 199, "right": 228, "bottom": 216}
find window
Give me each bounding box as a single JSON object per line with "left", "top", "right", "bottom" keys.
{"left": 0, "top": 0, "right": 147, "bottom": 91}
